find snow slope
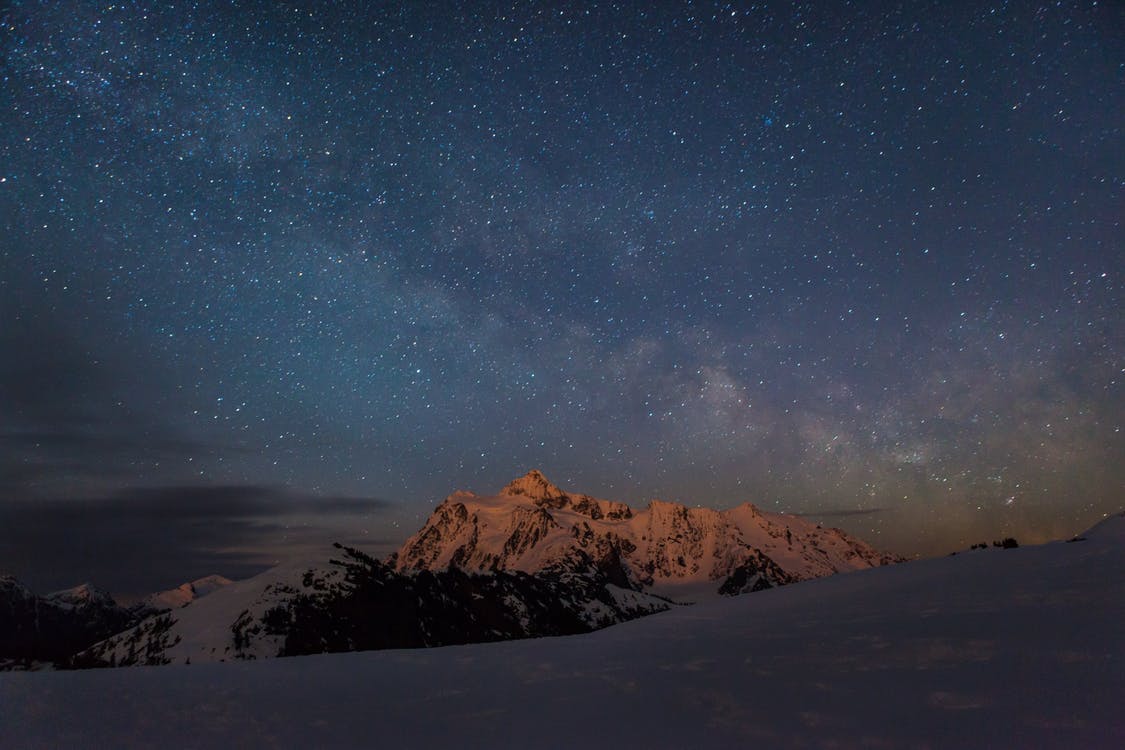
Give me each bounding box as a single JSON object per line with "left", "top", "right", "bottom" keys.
{"left": 142, "top": 574, "right": 233, "bottom": 611}
{"left": 83, "top": 551, "right": 348, "bottom": 665}
{"left": 78, "top": 543, "right": 671, "bottom": 666}
{"left": 3, "top": 515, "right": 1121, "bottom": 748}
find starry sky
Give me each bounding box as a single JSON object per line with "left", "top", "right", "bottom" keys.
{"left": 1, "top": 1, "right": 1121, "bottom": 596}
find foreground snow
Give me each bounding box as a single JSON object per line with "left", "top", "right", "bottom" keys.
{"left": 2, "top": 516, "right": 1122, "bottom": 749}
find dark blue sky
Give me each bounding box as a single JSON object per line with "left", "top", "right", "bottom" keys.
{"left": 1, "top": 1, "right": 1121, "bottom": 594}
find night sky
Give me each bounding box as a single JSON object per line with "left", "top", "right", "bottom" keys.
{"left": 1, "top": 1, "right": 1121, "bottom": 596}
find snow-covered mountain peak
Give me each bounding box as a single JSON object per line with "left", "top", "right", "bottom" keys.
{"left": 734, "top": 500, "right": 764, "bottom": 516}
{"left": 501, "top": 469, "right": 566, "bottom": 502}
{"left": 46, "top": 583, "right": 116, "bottom": 609}
{"left": 397, "top": 476, "right": 900, "bottom": 598}
{"left": 144, "top": 574, "right": 234, "bottom": 611}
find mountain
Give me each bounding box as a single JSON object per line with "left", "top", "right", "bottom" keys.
{"left": 9, "top": 513, "right": 1122, "bottom": 748}
{"left": 1074, "top": 509, "right": 1125, "bottom": 542}
{"left": 0, "top": 573, "right": 232, "bottom": 670}
{"left": 76, "top": 543, "right": 671, "bottom": 667}
{"left": 0, "top": 576, "right": 136, "bottom": 669}
{"left": 44, "top": 582, "right": 119, "bottom": 610}
{"left": 74, "top": 471, "right": 900, "bottom": 667}
{"left": 396, "top": 469, "right": 900, "bottom": 599}
{"left": 143, "top": 574, "right": 233, "bottom": 611}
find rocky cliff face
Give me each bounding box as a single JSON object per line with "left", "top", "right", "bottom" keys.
{"left": 397, "top": 470, "right": 900, "bottom": 599}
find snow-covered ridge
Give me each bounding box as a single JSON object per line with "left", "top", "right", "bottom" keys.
{"left": 45, "top": 583, "right": 116, "bottom": 610}
{"left": 501, "top": 468, "right": 567, "bottom": 502}
{"left": 143, "top": 574, "right": 233, "bottom": 611}
{"left": 79, "top": 543, "right": 671, "bottom": 667}
{"left": 397, "top": 470, "right": 901, "bottom": 598}
{"left": 1076, "top": 510, "right": 1125, "bottom": 541}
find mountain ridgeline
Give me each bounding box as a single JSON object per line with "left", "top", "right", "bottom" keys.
{"left": 0, "top": 577, "right": 136, "bottom": 669}
{"left": 396, "top": 470, "right": 900, "bottom": 597}
{"left": 16, "top": 472, "right": 901, "bottom": 668}
{"left": 0, "top": 575, "right": 233, "bottom": 669}
{"left": 78, "top": 543, "right": 671, "bottom": 667}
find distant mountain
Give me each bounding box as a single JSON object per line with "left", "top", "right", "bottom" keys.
{"left": 0, "top": 572, "right": 236, "bottom": 670}
{"left": 397, "top": 470, "right": 900, "bottom": 599}
{"left": 77, "top": 544, "right": 671, "bottom": 667}
{"left": 143, "top": 574, "right": 233, "bottom": 611}
{"left": 56, "top": 471, "right": 902, "bottom": 669}
{"left": 0, "top": 576, "right": 135, "bottom": 669}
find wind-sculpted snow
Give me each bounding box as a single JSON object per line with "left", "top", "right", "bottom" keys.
{"left": 78, "top": 543, "right": 672, "bottom": 666}
{"left": 397, "top": 470, "right": 900, "bottom": 599}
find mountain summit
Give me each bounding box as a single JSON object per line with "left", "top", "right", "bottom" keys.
{"left": 397, "top": 471, "right": 900, "bottom": 599}
{"left": 501, "top": 469, "right": 566, "bottom": 502}
{"left": 1, "top": 578, "right": 136, "bottom": 668}
{"left": 143, "top": 575, "right": 233, "bottom": 611}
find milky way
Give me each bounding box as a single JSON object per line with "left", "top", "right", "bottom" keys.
{"left": 1, "top": 1, "right": 1120, "bottom": 592}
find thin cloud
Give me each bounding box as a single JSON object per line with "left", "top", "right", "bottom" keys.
{"left": 0, "top": 484, "right": 394, "bottom": 598}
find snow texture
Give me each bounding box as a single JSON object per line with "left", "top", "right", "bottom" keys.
{"left": 2, "top": 513, "right": 1121, "bottom": 749}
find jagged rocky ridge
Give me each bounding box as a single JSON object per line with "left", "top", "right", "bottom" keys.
{"left": 397, "top": 470, "right": 900, "bottom": 598}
